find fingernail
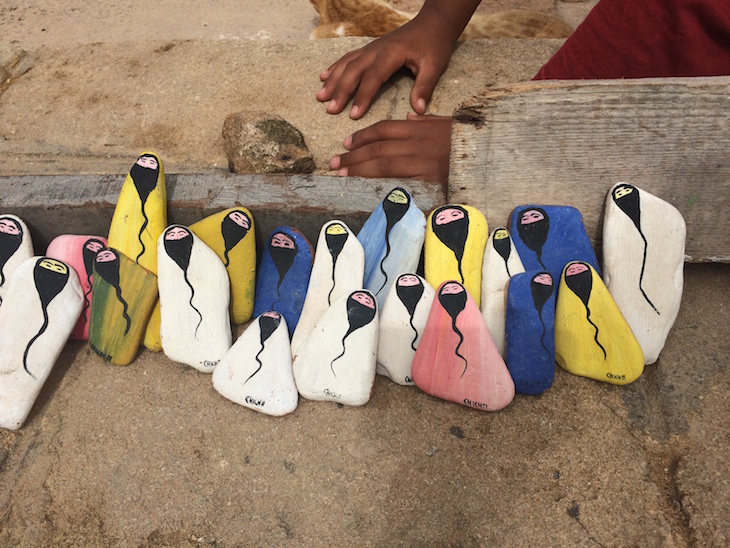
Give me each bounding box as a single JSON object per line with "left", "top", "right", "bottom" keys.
{"left": 338, "top": 167, "right": 349, "bottom": 177}
{"left": 416, "top": 98, "right": 426, "bottom": 113}
{"left": 343, "top": 135, "right": 353, "bottom": 148}
{"left": 327, "top": 99, "right": 337, "bottom": 112}
{"left": 349, "top": 105, "right": 359, "bottom": 119}
{"left": 330, "top": 156, "right": 341, "bottom": 169}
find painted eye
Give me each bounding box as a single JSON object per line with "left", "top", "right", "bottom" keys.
{"left": 520, "top": 210, "right": 545, "bottom": 224}
{"left": 614, "top": 185, "right": 634, "bottom": 199}
{"left": 441, "top": 282, "right": 464, "bottom": 295}
{"left": 229, "top": 211, "right": 250, "bottom": 229}
{"left": 565, "top": 262, "right": 589, "bottom": 277}
{"left": 165, "top": 227, "right": 190, "bottom": 240}
{"left": 494, "top": 229, "right": 509, "bottom": 240}
{"left": 387, "top": 189, "right": 408, "bottom": 204}
{"left": 271, "top": 233, "right": 295, "bottom": 249}
{"left": 39, "top": 258, "right": 68, "bottom": 274}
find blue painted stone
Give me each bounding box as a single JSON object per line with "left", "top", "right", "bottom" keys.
{"left": 509, "top": 205, "right": 599, "bottom": 282}
{"left": 357, "top": 187, "right": 426, "bottom": 308}
{"left": 505, "top": 270, "right": 556, "bottom": 395}
{"left": 253, "top": 226, "right": 313, "bottom": 336}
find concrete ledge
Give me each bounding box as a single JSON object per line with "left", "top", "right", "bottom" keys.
{"left": 0, "top": 173, "right": 445, "bottom": 252}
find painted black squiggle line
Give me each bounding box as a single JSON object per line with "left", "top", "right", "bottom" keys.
{"left": 538, "top": 313, "right": 550, "bottom": 362}
{"left": 638, "top": 232, "right": 660, "bottom": 315}
{"left": 409, "top": 315, "right": 419, "bottom": 352}
{"left": 585, "top": 307, "right": 607, "bottom": 360}
{"left": 223, "top": 249, "right": 231, "bottom": 268}
{"left": 327, "top": 261, "right": 336, "bottom": 305}
{"left": 243, "top": 343, "right": 265, "bottom": 386}
{"left": 135, "top": 204, "right": 149, "bottom": 264}
{"left": 22, "top": 309, "right": 50, "bottom": 379}
{"left": 330, "top": 342, "right": 346, "bottom": 379}
{"left": 450, "top": 316, "right": 468, "bottom": 378}
{"left": 182, "top": 269, "right": 203, "bottom": 337}
{"left": 376, "top": 236, "right": 392, "bottom": 296}
{"left": 114, "top": 284, "right": 131, "bottom": 335}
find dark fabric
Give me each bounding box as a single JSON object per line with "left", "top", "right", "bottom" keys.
{"left": 534, "top": 0, "right": 730, "bottom": 80}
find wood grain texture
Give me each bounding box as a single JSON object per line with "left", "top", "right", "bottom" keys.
{"left": 449, "top": 77, "right": 730, "bottom": 262}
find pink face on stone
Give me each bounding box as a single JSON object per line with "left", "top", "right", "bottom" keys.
{"left": 229, "top": 211, "right": 250, "bottom": 229}
{"left": 0, "top": 219, "right": 20, "bottom": 235}
{"left": 165, "top": 227, "right": 190, "bottom": 241}
{"left": 398, "top": 274, "right": 420, "bottom": 287}
{"left": 271, "top": 233, "right": 295, "bottom": 249}
{"left": 565, "top": 262, "right": 589, "bottom": 277}
{"left": 96, "top": 250, "right": 117, "bottom": 263}
{"left": 520, "top": 209, "right": 545, "bottom": 225}
{"left": 85, "top": 240, "right": 104, "bottom": 253}
{"left": 262, "top": 311, "right": 280, "bottom": 319}
{"left": 351, "top": 292, "right": 375, "bottom": 309}
{"left": 441, "top": 282, "right": 465, "bottom": 295}
{"left": 136, "top": 155, "right": 158, "bottom": 170}
{"left": 533, "top": 273, "right": 553, "bottom": 286}
{"left": 435, "top": 207, "right": 465, "bottom": 226}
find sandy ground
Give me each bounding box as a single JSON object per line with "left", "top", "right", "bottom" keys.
{"left": 1, "top": 0, "right": 729, "bottom": 546}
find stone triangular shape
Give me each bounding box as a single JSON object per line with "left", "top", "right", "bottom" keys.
{"left": 213, "top": 311, "right": 298, "bottom": 416}
{"left": 555, "top": 261, "right": 644, "bottom": 384}
{"left": 158, "top": 225, "right": 231, "bottom": 372}
{"left": 357, "top": 187, "right": 426, "bottom": 308}
{"left": 412, "top": 281, "right": 515, "bottom": 411}
{"left": 293, "top": 290, "right": 378, "bottom": 406}
{"left": 46, "top": 234, "right": 108, "bottom": 340}
{"left": 376, "top": 273, "right": 435, "bottom": 386}
{"left": 0, "top": 256, "right": 83, "bottom": 430}
{"left": 424, "top": 204, "right": 488, "bottom": 307}
{"left": 480, "top": 227, "right": 525, "bottom": 356}
{"left": 505, "top": 271, "right": 555, "bottom": 395}
{"left": 602, "top": 183, "right": 686, "bottom": 364}
{"left": 291, "top": 220, "right": 364, "bottom": 355}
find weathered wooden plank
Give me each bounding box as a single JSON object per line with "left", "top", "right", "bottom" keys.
{"left": 0, "top": 174, "right": 444, "bottom": 253}
{"left": 449, "top": 77, "right": 730, "bottom": 262}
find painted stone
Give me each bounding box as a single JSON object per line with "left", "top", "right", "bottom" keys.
{"left": 603, "top": 183, "right": 686, "bottom": 365}
{"left": 107, "top": 152, "right": 167, "bottom": 274}
{"left": 505, "top": 271, "right": 555, "bottom": 395}
{"left": 424, "top": 204, "right": 488, "bottom": 308}
{"left": 46, "top": 234, "right": 108, "bottom": 340}
{"left": 480, "top": 227, "right": 525, "bottom": 356}
{"left": 376, "top": 273, "right": 435, "bottom": 386}
{"left": 190, "top": 207, "right": 257, "bottom": 324}
{"left": 357, "top": 187, "right": 426, "bottom": 307}
{"left": 158, "top": 225, "right": 232, "bottom": 373}
{"left": 89, "top": 248, "right": 159, "bottom": 365}
{"left": 0, "top": 214, "right": 34, "bottom": 306}
{"left": 291, "top": 220, "right": 364, "bottom": 354}
{"left": 293, "top": 290, "right": 378, "bottom": 406}
{"left": 253, "top": 226, "right": 313, "bottom": 336}
{"left": 0, "top": 257, "right": 83, "bottom": 430}
{"left": 212, "top": 311, "right": 298, "bottom": 417}
{"left": 509, "top": 205, "right": 599, "bottom": 282}
{"left": 411, "top": 281, "right": 515, "bottom": 411}
{"left": 555, "top": 261, "right": 644, "bottom": 385}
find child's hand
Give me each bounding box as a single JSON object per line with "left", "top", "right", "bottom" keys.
{"left": 316, "top": 3, "right": 472, "bottom": 120}
{"left": 329, "top": 114, "right": 452, "bottom": 184}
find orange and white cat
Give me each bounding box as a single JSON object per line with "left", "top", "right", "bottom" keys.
{"left": 310, "top": 0, "right": 573, "bottom": 39}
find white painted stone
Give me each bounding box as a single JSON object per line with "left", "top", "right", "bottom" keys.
{"left": 293, "top": 290, "right": 378, "bottom": 406}
{"left": 480, "top": 227, "right": 525, "bottom": 357}
{"left": 603, "top": 183, "right": 686, "bottom": 364}
{"left": 290, "top": 220, "right": 364, "bottom": 355}
{"left": 158, "top": 225, "right": 232, "bottom": 373}
{"left": 212, "top": 311, "right": 298, "bottom": 417}
{"left": 0, "top": 214, "right": 34, "bottom": 306}
{"left": 376, "top": 273, "right": 435, "bottom": 385}
{"left": 0, "top": 257, "right": 83, "bottom": 430}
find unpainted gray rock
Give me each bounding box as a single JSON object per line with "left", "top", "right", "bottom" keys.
{"left": 222, "top": 112, "right": 315, "bottom": 174}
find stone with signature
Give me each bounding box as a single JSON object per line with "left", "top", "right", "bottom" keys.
{"left": 213, "top": 311, "right": 298, "bottom": 416}
{"left": 293, "top": 290, "right": 378, "bottom": 406}
{"left": 158, "top": 225, "right": 231, "bottom": 373}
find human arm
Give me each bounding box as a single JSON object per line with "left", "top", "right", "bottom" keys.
{"left": 316, "top": 0, "right": 481, "bottom": 119}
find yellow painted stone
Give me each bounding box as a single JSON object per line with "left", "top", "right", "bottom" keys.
{"left": 89, "top": 249, "right": 158, "bottom": 366}
{"left": 424, "top": 204, "right": 488, "bottom": 307}
{"left": 555, "top": 261, "right": 644, "bottom": 385}
{"left": 190, "top": 207, "right": 256, "bottom": 324}
{"left": 107, "top": 152, "right": 167, "bottom": 274}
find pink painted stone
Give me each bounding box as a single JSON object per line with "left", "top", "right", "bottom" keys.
{"left": 46, "top": 234, "right": 108, "bottom": 340}
{"left": 411, "top": 281, "right": 515, "bottom": 411}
